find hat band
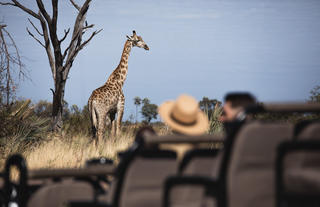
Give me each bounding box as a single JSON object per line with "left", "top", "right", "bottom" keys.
{"left": 170, "top": 113, "right": 197, "bottom": 126}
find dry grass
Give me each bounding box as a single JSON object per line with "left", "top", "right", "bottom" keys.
{"left": 0, "top": 131, "right": 135, "bottom": 171}
{"left": 0, "top": 124, "right": 169, "bottom": 171}
{"left": 25, "top": 132, "right": 135, "bottom": 170}
{"left": 1, "top": 120, "right": 222, "bottom": 171}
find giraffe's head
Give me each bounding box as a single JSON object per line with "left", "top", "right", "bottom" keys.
{"left": 126, "top": 30, "right": 149, "bottom": 51}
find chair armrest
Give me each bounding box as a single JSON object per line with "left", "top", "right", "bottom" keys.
{"left": 29, "top": 165, "right": 116, "bottom": 179}
{"left": 163, "top": 175, "right": 221, "bottom": 207}
{"left": 68, "top": 201, "right": 111, "bottom": 207}
{"left": 144, "top": 134, "right": 224, "bottom": 147}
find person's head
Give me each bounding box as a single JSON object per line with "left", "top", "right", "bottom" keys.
{"left": 158, "top": 94, "right": 209, "bottom": 135}
{"left": 220, "top": 92, "right": 256, "bottom": 122}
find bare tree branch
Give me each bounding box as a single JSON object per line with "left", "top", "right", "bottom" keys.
{"left": 50, "top": 88, "right": 55, "bottom": 96}
{"left": 83, "top": 24, "right": 94, "bottom": 30}
{"left": 63, "top": 0, "right": 92, "bottom": 68}
{"left": 26, "top": 27, "right": 45, "bottom": 48}
{"left": 59, "top": 28, "right": 70, "bottom": 43}
{"left": 38, "top": 12, "right": 56, "bottom": 80}
{"left": 0, "top": 0, "right": 40, "bottom": 19}
{"left": 36, "top": 0, "right": 51, "bottom": 24}
{"left": 62, "top": 34, "right": 77, "bottom": 61}
{"left": 28, "top": 18, "right": 43, "bottom": 36}
{"left": 51, "top": 0, "right": 58, "bottom": 27}
{"left": 4, "top": 28, "right": 27, "bottom": 79}
{"left": 69, "top": 0, "right": 80, "bottom": 11}
{"left": 63, "top": 28, "right": 102, "bottom": 73}
{"left": 79, "top": 29, "right": 102, "bottom": 49}
{"left": 0, "top": 24, "right": 26, "bottom": 106}
{"left": 0, "top": 2, "right": 14, "bottom": 6}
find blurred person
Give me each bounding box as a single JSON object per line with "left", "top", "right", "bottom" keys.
{"left": 219, "top": 92, "right": 257, "bottom": 137}
{"left": 219, "top": 92, "right": 256, "bottom": 123}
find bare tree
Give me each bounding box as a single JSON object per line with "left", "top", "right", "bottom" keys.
{"left": 0, "top": 0, "right": 102, "bottom": 131}
{"left": 0, "top": 23, "right": 25, "bottom": 107}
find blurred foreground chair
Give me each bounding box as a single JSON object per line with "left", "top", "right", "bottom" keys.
{"left": 276, "top": 120, "right": 320, "bottom": 207}
{"left": 164, "top": 102, "right": 320, "bottom": 207}
{"left": 164, "top": 120, "right": 293, "bottom": 207}
{"left": 144, "top": 133, "right": 225, "bottom": 207}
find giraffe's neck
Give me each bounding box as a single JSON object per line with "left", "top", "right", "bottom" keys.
{"left": 106, "top": 40, "right": 132, "bottom": 87}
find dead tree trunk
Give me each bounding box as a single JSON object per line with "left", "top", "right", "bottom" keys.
{"left": 0, "top": 0, "right": 101, "bottom": 131}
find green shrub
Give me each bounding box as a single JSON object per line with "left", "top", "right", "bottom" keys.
{"left": 0, "top": 99, "right": 50, "bottom": 156}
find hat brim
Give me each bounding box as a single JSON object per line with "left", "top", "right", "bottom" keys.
{"left": 158, "top": 101, "right": 209, "bottom": 135}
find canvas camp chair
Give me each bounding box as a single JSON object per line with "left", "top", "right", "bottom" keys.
{"left": 2, "top": 153, "right": 115, "bottom": 207}
{"left": 67, "top": 127, "right": 178, "bottom": 207}
{"left": 163, "top": 121, "right": 294, "bottom": 207}
{"left": 163, "top": 102, "right": 320, "bottom": 207}
{"left": 70, "top": 132, "right": 224, "bottom": 207}
{"left": 276, "top": 120, "right": 320, "bottom": 207}
{"left": 141, "top": 132, "right": 228, "bottom": 207}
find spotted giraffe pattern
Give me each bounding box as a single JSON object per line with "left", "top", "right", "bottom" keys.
{"left": 88, "top": 31, "right": 149, "bottom": 144}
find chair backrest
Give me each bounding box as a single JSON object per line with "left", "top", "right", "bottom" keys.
{"left": 296, "top": 120, "right": 320, "bottom": 167}
{"left": 168, "top": 148, "right": 222, "bottom": 207}
{"left": 281, "top": 120, "right": 320, "bottom": 199}
{"left": 227, "top": 121, "right": 293, "bottom": 207}
{"left": 179, "top": 148, "right": 221, "bottom": 177}
{"left": 115, "top": 149, "right": 177, "bottom": 207}
{"left": 296, "top": 120, "right": 320, "bottom": 139}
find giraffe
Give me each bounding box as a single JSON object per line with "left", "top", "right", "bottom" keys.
{"left": 88, "top": 30, "right": 149, "bottom": 144}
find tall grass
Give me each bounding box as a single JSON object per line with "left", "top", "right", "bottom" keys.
{"left": 207, "top": 105, "right": 224, "bottom": 135}
{"left": 0, "top": 98, "right": 215, "bottom": 171}
{"left": 0, "top": 100, "right": 165, "bottom": 170}
{"left": 25, "top": 132, "right": 135, "bottom": 169}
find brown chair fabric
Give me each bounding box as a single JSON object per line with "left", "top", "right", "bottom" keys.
{"left": 180, "top": 149, "right": 222, "bottom": 177}
{"left": 227, "top": 121, "right": 293, "bottom": 207}
{"left": 118, "top": 150, "right": 177, "bottom": 207}
{"left": 27, "top": 179, "right": 95, "bottom": 207}
{"left": 24, "top": 148, "right": 176, "bottom": 207}
{"left": 297, "top": 122, "right": 320, "bottom": 167}
{"left": 284, "top": 121, "right": 320, "bottom": 194}
{"left": 168, "top": 149, "right": 222, "bottom": 207}
{"left": 171, "top": 149, "right": 222, "bottom": 207}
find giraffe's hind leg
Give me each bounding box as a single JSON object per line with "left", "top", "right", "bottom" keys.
{"left": 109, "top": 110, "right": 116, "bottom": 138}
{"left": 89, "top": 101, "right": 99, "bottom": 144}
{"left": 116, "top": 95, "right": 125, "bottom": 136}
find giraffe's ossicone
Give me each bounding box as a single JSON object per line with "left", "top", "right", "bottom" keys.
{"left": 88, "top": 31, "right": 149, "bottom": 145}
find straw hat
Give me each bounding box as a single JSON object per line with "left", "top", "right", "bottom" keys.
{"left": 158, "top": 94, "right": 209, "bottom": 135}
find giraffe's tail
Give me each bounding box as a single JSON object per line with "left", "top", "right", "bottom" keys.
{"left": 88, "top": 99, "right": 97, "bottom": 138}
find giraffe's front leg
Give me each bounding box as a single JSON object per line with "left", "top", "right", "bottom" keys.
{"left": 116, "top": 96, "right": 125, "bottom": 136}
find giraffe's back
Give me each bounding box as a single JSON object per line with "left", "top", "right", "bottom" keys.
{"left": 89, "top": 84, "right": 122, "bottom": 107}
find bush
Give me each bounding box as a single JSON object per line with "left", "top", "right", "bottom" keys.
{"left": 0, "top": 99, "right": 50, "bottom": 156}
{"left": 63, "top": 104, "right": 91, "bottom": 136}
